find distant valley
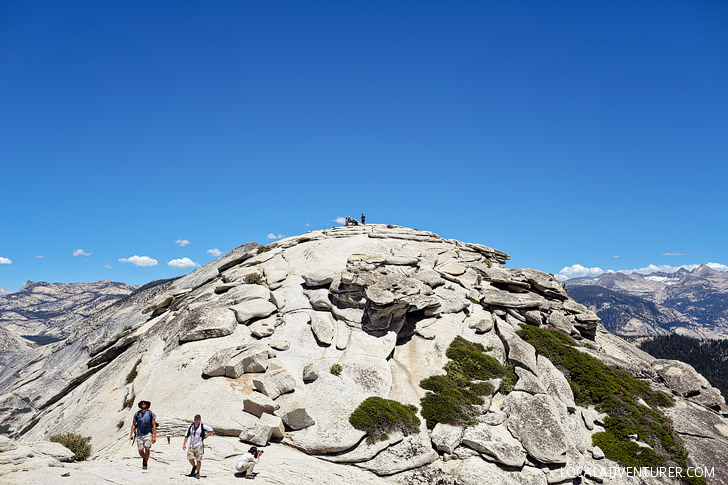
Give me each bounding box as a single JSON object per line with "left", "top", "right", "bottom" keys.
{"left": 565, "top": 265, "right": 728, "bottom": 339}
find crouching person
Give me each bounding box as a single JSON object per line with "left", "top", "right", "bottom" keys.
{"left": 235, "top": 446, "right": 263, "bottom": 478}
{"left": 182, "top": 414, "right": 213, "bottom": 479}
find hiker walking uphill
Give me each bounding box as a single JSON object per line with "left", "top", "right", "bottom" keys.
{"left": 129, "top": 400, "right": 156, "bottom": 470}
{"left": 183, "top": 414, "right": 213, "bottom": 479}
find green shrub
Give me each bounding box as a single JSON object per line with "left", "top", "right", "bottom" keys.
{"left": 0, "top": 424, "right": 10, "bottom": 434}
{"left": 126, "top": 358, "right": 142, "bottom": 384}
{"left": 50, "top": 432, "right": 92, "bottom": 461}
{"left": 330, "top": 363, "right": 342, "bottom": 376}
{"left": 257, "top": 246, "right": 271, "bottom": 254}
{"left": 10, "top": 407, "right": 32, "bottom": 416}
{"left": 517, "top": 326, "right": 702, "bottom": 485}
{"left": 244, "top": 273, "right": 264, "bottom": 285}
{"left": 419, "top": 336, "right": 514, "bottom": 429}
{"left": 498, "top": 365, "right": 518, "bottom": 394}
{"left": 387, "top": 225, "right": 395, "bottom": 229}
{"left": 122, "top": 392, "right": 134, "bottom": 410}
{"left": 349, "top": 397, "right": 420, "bottom": 443}
{"left": 21, "top": 397, "right": 31, "bottom": 404}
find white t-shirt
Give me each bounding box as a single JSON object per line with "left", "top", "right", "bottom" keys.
{"left": 236, "top": 452, "right": 259, "bottom": 467}
{"left": 186, "top": 423, "right": 213, "bottom": 448}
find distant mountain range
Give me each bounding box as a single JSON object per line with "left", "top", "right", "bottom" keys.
{"left": 0, "top": 280, "right": 138, "bottom": 341}
{"left": 565, "top": 265, "right": 728, "bottom": 338}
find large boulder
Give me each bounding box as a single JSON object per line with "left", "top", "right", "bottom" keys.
{"left": 178, "top": 306, "right": 238, "bottom": 342}
{"left": 356, "top": 434, "right": 438, "bottom": 476}
{"left": 223, "top": 284, "right": 272, "bottom": 305}
{"left": 311, "top": 313, "right": 335, "bottom": 345}
{"left": 503, "top": 391, "right": 568, "bottom": 464}
{"left": 27, "top": 441, "right": 75, "bottom": 462}
{"left": 430, "top": 423, "right": 463, "bottom": 454}
{"left": 243, "top": 392, "right": 280, "bottom": 418}
{"left": 461, "top": 423, "right": 526, "bottom": 467}
{"left": 231, "top": 299, "right": 277, "bottom": 325}
{"left": 276, "top": 401, "right": 315, "bottom": 430}
{"left": 253, "top": 368, "right": 297, "bottom": 400}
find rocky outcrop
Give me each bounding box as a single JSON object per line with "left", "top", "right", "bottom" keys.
{"left": 3, "top": 225, "right": 726, "bottom": 485}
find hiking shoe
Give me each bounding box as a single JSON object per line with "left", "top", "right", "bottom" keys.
{"left": 142, "top": 463, "right": 148, "bottom": 470}
{"left": 196, "top": 471, "right": 200, "bottom": 479}
{"left": 190, "top": 465, "right": 196, "bottom": 476}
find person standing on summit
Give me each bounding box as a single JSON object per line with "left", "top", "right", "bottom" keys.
{"left": 361, "top": 213, "right": 365, "bottom": 224}
{"left": 129, "top": 400, "right": 157, "bottom": 470}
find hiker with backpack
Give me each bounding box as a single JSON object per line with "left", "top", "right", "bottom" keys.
{"left": 182, "top": 414, "right": 213, "bottom": 479}
{"left": 129, "top": 400, "right": 156, "bottom": 470}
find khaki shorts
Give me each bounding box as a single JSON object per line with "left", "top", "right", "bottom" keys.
{"left": 136, "top": 433, "right": 153, "bottom": 451}
{"left": 187, "top": 445, "right": 203, "bottom": 461}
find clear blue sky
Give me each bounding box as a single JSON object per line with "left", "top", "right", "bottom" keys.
{"left": 1, "top": 1, "right": 727, "bottom": 291}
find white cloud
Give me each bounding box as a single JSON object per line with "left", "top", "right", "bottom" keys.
{"left": 267, "top": 233, "right": 284, "bottom": 240}
{"left": 175, "top": 239, "right": 191, "bottom": 247}
{"left": 558, "top": 261, "right": 728, "bottom": 280}
{"left": 556, "top": 264, "right": 606, "bottom": 281}
{"left": 207, "top": 248, "right": 222, "bottom": 257}
{"left": 103, "top": 263, "right": 112, "bottom": 269}
{"left": 167, "top": 257, "right": 200, "bottom": 269}
{"left": 35, "top": 255, "right": 44, "bottom": 259}
{"left": 73, "top": 249, "right": 91, "bottom": 256}
{"left": 119, "top": 255, "right": 158, "bottom": 267}
{"left": 613, "top": 255, "right": 620, "bottom": 258}
{"left": 662, "top": 252, "right": 689, "bottom": 256}
{"left": 305, "top": 222, "right": 311, "bottom": 227}
{"left": 0, "top": 257, "right": 12, "bottom": 265}
{"left": 333, "top": 217, "right": 346, "bottom": 225}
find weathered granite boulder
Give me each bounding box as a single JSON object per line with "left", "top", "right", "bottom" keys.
{"left": 259, "top": 413, "right": 285, "bottom": 440}
{"left": 503, "top": 391, "right": 568, "bottom": 464}
{"left": 243, "top": 392, "right": 280, "bottom": 417}
{"left": 356, "top": 434, "right": 438, "bottom": 476}
{"left": 311, "top": 313, "right": 335, "bottom": 345}
{"left": 461, "top": 423, "right": 526, "bottom": 467}
{"left": 178, "top": 306, "right": 238, "bottom": 342}
{"left": 430, "top": 423, "right": 463, "bottom": 454}
{"left": 302, "top": 362, "right": 319, "bottom": 383}
{"left": 276, "top": 401, "right": 315, "bottom": 430}
{"left": 253, "top": 368, "right": 297, "bottom": 400}
{"left": 495, "top": 317, "right": 537, "bottom": 372}
{"left": 27, "top": 441, "right": 75, "bottom": 462}
{"left": 230, "top": 299, "right": 277, "bottom": 325}
{"left": 302, "top": 270, "right": 335, "bottom": 287}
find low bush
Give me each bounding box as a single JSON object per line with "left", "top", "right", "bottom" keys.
{"left": 349, "top": 397, "right": 420, "bottom": 443}
{"left": 330, "top": 363, "right": 342, "bottom": 376}
{"left": 50, "top": 432, "right": 92, "bottom": 461}
{"left": 419, "top": 336, "right": 514, "bottom": 429}
{"left": 244, "top": 273, "right": 264, "bottom": 285}
{"left": 517, "top": 326, "right": 702, "bottom": 485}
{"left": 125, "top": 358, "right": 142, "bottom": 384}
{"left": 257, "top": 246, "right": 271, "bottom": 254}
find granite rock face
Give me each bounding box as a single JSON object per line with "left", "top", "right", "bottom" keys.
{"left": 2, "top": 225, "right": 726, "bottom": 485}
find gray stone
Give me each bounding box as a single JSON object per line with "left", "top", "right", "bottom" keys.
{"left": 592, "top": 446, "right": 605, "bottom": 460}
{"left": 356, "top": 434, "right": 438, "bottom": 476}
{"left": 457, "top": 456, "right": 546, "bottom": 485}
{"left": 461, "top": 423, "right": 526, "bottom": 467}
{"left": 302, "top": 363, "right": 319, "bottom": 383}
{"left": 468, "top": 306, "right": 494, "bottom": 334}
{"left": 514, "top": 367, "right": 547, "bottom": 394}
{"left": 178, "top": 306, "right": 238, "bottom": 342}
{"left": 276, "top": 401, "right": 315, "bottom": 430}
{"left": 224, "top": 284, "right": 272, "bottom": 305}
{"left": 239, "top": 422, "right": 273, "bottom": 447}
{"left": 27, "top": 441, "right": 75, "bottom": 462}
{"left": 302, "top": 271, "right": 335, "bottom": 287}
{"left": 259, "top": 413, "right": 285, "bottom": 440}
{"left": 243, "top": 392, "right": 280, "bottom": 417}
{"left": 225, "top": 343, "right": 271, "bottom": 376}
{"left": 269, "top": 340, "right": 290, "bottom": 351}
{"left": 536, "top": 355, "right": 576, "bottom": 410}
{"left": 249, "top": 315, "right": 278, "bottom": 338}
{"left": 311, "top": 313, "right": 335, "bottom": 346}
{"left": 480, "top": 288, "right": 544, "bottom": 309}
{"left": 430, "top": 423, "right": 463, "bottom": 454}
{"left": 253, "top": 368, "right": 297, "bottom": 400}
{"left": 495, "top": 317, "right": 538, "bottom": 372}
{"left": 0, "top": 436, "right": 18, "bottom": 452}
{"left": 524, "top": 310, "right": 543, "bottom": 326}
{"left": 336, "top": 321, "right": 351, "bottom": 350}
{"left": 503, "top": 392, "right": 568, "bottom": 464}
{"left": 201, "top": 347, "right": 240, "bottom": 377}
{"left": 230, "top": 299, "right": 277, "bottom": 325}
